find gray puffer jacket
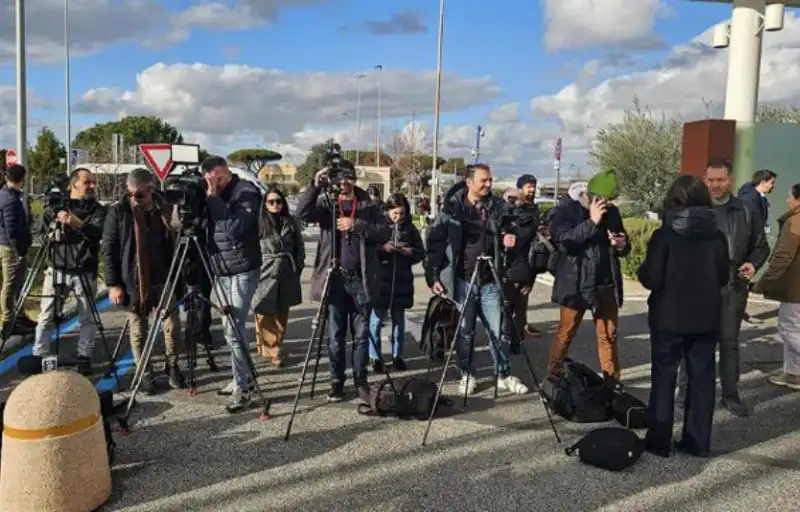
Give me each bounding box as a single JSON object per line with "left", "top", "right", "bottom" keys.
{"left": 251, "top": 213, "right": 305, "bottom": 315}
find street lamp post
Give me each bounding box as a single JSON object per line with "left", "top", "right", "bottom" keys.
{"left": 375, "top": 64, "right": 383, "bottom": 168}
{"left": 472, "top": 125, "right": 485, "bottom": 163}
{"left": 65, "top": 0, "right": 72, "bottom": 174}
{"left": 355, "top": 73, "right": 366, "bottom": 167}
{"left": 15, "top": 0, "right": 28, "bottom": 203}
{"left": 430, "top": 0, "right": 445, "bottom": 216}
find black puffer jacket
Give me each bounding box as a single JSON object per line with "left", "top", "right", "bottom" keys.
{"left": 548, "top": 198, "right": 630, "bottom": 310}
{"left": 0, "top": 185, "right": 31, "bottom": 256}
{"left": 505, "top": 200, "right": 540, "bottom": 284}
{"left": 375, "top": 196, "right": 425, "bottom": 310}
{"left": 41, "top": 198, "right": 107, "bottom": 275}
{"left": 205, "top": 175, "right": 262, "bottom": 277}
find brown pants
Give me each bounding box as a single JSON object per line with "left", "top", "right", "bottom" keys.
{"left": 503, "top": 282, "right": 531, "bottom": 341}
{"left": 547, "top": 287, "right": 620, "bottom": 379}
{"left": 128, "top": 287, "right": 181, "bottom": 370}
{"left": 255, "top": 311, "right": 289, "bottom": 361}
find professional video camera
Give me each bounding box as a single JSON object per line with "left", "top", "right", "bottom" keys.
{"left": 163, "top": 168, "right": 207, "bottom": 228}
{"left": 43, "top": 173, "right": 71, "bottom": 215}
{"left": 319, "top": 141, "right": 345, "bottom": 193}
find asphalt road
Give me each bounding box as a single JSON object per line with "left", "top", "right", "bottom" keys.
{"left": 0, "top": 235, "right": 797, "bottom": 512}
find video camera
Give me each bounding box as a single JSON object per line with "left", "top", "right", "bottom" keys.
{"left": 318, "top": 141, "right": 348, "bottom": 193}
{"left": 163, "top": 168, "right": 207, "bottom": 228}
{"left": 43, "top": 173, "right": 71, "bottom": 214}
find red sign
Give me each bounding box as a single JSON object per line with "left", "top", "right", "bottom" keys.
{"left": 5, "top": 149, "right": 17, "bottom": 166}
{"left": 554, "top": 137, "right": 562, "bottom": 161}
{"left": 139, "top": 144, "right": 173, "bottom": 181}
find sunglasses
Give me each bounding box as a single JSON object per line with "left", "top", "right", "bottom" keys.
{"left": 266, "top": 198, "right": 284, "bottom": 205}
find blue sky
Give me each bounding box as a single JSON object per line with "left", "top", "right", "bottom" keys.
{"left": 0, "top": 0, "right": 791, "bottom": 175}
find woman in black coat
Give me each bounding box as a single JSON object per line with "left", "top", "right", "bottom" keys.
{"left": 368, "top": 193, "right": 425, "bottom": 371}
{"left": 638, "top": 175, "right": 730, "bottom": 458}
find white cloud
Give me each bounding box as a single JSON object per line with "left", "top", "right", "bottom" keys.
{"left": 543, "top": 0, "right": 662, "bottom": 51}
{"left": 488, "top": 103, "right": 519, "bottom": 124}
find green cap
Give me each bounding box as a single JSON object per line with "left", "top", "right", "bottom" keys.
{"left": 587, "top": 168, "right": 619, "bottom": 200}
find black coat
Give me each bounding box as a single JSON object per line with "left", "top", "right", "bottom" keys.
{"left": 548, "top": 199, "right": 630, "bottom": 310}
{"left": 505, "top": 200, "right": 540, "bottom": 284}
{"left": 375, "top": 209, "right": 425, "bottom": 311}
{"left": 251, "top": 214, "right": 305, "bottom": 315}
{"left": 41, "top": 198, "right": 106, "bottom": 275}
{"left": 0, "top": 186, "right": 31, "bottom": 256}
{"left": 638, "top": 207, "right": 730, "bottom": 334}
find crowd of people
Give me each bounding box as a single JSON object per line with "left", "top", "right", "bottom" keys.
{"left": 0, "top": 156, "right": 794, "bottom": 458}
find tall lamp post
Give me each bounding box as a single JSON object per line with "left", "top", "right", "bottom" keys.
{"left": 374, "top": 65, "right": 383, "bottom": 168}
{"left": 355, "top": 73, "right": 366, "bottom": 167}
{"left": 471, "top": 125, "right": 485, "bottom": 163}
{"left": 15, "top": 0, "right": 28, "bottom": 204}
{"left": 65, "top": 0, "right": 72, "bottom": 174}
{"left": 430, "top": 0, "right": 445, "bottom": 216}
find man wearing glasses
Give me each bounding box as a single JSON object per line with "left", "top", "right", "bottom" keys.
{"left": 103, "top": 168, "right": 184, "bottom": 394}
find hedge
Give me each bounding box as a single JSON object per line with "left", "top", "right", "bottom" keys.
{"left": 619, "top": 218, "right": 660, "bottom": 279}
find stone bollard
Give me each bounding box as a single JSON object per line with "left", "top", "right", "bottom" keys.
{"left": 0, "top": 370, "right": 112, "bottom": 512}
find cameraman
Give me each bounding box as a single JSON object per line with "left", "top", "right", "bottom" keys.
{"left": 296, "top": 160, "right": 390, "bottom": 402}
{"left": 200, "top": 156, "right": 263, "bottom": 413}
{"left": 32, "top": 169, "right": 106, "bottom": 373}
{"left": 426, "top": 164, "right": 529, "bottom": 396}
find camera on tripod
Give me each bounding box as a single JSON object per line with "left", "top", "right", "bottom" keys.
{"left": 44, "top": 174, "right": 71, "bottom": 219}
{"left": 318, "top": 142, "right": 345, "bottom": 193}
{"left": 163, "top": 169, "right": 207, "bottom": 229}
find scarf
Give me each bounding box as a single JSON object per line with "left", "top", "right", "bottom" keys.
{"left": 132, "top": 203, "right": 168, "bottom": 314}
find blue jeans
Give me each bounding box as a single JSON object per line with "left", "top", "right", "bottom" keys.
{"left": 327, "top": 271, "right": 370, "bottom": 385}
{"left": 454, "top": 278, "right": 510, "bottom": 378}
{"left": 214, "top": 269, "right": 259, "bottom": 388}
{"left": 368, "top": 308, "right": 406, "bottom": 360}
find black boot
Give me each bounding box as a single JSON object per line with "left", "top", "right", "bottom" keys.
{"left": 166, "top": 363, "right": 187, "bottom": 389}
{"left": 721, "top": 394, "right": 750, "bottom": 417}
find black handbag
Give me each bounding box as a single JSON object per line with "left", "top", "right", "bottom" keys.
{"left": 565, "top": 427, "right": 645, "bottom": 471}
{"left": 609, "top": 384, "right": 649, "bottom": 429}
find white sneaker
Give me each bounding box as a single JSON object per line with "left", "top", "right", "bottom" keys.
{"left": 498, "top": 375, "right": 529, "bottom": 395}
{"left": 459, "top": 375, "right": 477, "bottom": 396}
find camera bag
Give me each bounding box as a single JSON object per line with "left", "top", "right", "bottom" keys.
{"left": 419, "top": 296, "right": 458, "bottom": 362}
{"left": 609, "top": 382, "right": 649, "bottom": 430}
{"left": 529, "top": 231, "right": 556, "bottom": 275}
{"left": 565, "top": 427, "right": 645, "bottom": 472}
{"left": 357, "top": 376, "right": 445, "bottom": 420}
{"left": 542, "top": 358, "right": 612, "bottom": 423}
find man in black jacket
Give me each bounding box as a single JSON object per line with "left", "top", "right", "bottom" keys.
{"left": 676, "top": 160, "right": 770, "bottom": 417}
{"left": 33, "top": 169, "right": 106, "bottom": 372}
{"left": 103, "top": 168, "right": 184, "bottom": 393}
{"left": 502, "top": 174, "right": 540, "bottom": 353}
{"left": 0, "top": 164, "right": 34, "bottom": 336}
{"left": 426, "top": 164, "right": 530, "bottom": 397}
{"left": 296, "top": 161, "right": 389, "bottom": 402}
{"left": 201, "top": 156, "right": 263, "bottom": 413}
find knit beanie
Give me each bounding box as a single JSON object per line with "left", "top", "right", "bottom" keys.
{"left": 587, "top": 169, "right": 619, "bottom": 200}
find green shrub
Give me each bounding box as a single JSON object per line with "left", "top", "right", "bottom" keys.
{"left": 620, "top": 217, "right": 660, "bottom": 279}
{"left": 538, "top": 202, "right": 554, "bottom": 219}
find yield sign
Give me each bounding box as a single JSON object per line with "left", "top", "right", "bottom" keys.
{"left": 139, "top": 144, "right": 173, "bottom": 181}
{"left": 5, "top": 149, "right": 17, "bottom": 166}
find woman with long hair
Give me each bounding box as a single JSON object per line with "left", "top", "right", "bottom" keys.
{"left": 753, "top": 183, "right": 800, "bottom": 390}
{"left": 251, "top": 187, "right": 305, "bottom": 367}
{"left": 368, "top": 193, "right": 425, "bottom": 372}
{"left": 638, "top": 174, "right": 729, "bottom": 458}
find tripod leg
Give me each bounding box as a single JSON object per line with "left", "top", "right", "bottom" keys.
{"left": 309, "top": 332, "right": 326, "bottom": 401}
{"left": 0, "top": 239, "right": 48, "bottom": 351}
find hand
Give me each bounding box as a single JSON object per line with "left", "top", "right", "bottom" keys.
{"left": 503, "top": 234, "right": 516, "bottom": 248}
{"left": 204, "top": 175, "right": 220, "bottom": 196}
{"left": 314, "top": 168, "right": 329, "bottom": 186}
{"left": 738, "top": 262, "right": 756, "bottom": 280}
{"left": 431, "top": 282, "right": 445, "bottom": 296}
{"left": 399, "top": 247, "right": 413, "bottom": 256}
{"left": 589, "top": 197, "right": 607, "bottom": 224}
{"left": 381, "top": 242, "right": 395, "bottom": 252}
{"left": 55, "top": 211, "right": 70, "bottom": 224}
{"left": 336, "top": 217, "right": 354, "bottom": 232}
{"left": 608, "top": 230, "right": 627, "bottom": 249}
{"left": 109, "top": 286, "right": 124, "bottom": 306}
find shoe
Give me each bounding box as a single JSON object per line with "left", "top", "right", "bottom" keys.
{"left": 768, "top": 370, "right": 800, "bottom": 390}
{"left": 525, "top": 324, "right": 544, "bottom": 337}
{"left": 721, "top": 395, "right": 751, "bottom": 417}
{"left": 140, "top": 373, "right": 156, "bottom": 395}
{"left": 392, "top": 356, "right": 407, "bottom": 372}
{"left": 225, "top": 388, "right": 252, "bottom": 413}
{"left": 509, "top": 341, "right": 521, "bottom": 355}
{"left": 458, "top": 375, "right": 477, "bottom": 396}
{"left": 371, "top": 359, "right": 385, "bottom": 374}
{"left": 498, "top": 375, "right": 529, "bottom": 395}
{"left": 674, "top": 439, "right": 710, "bottom": 458}
{"left": 328, "top": 382, "right": 345, "bottom": 403}
{"left": 644, "top": 438, "right": 671, "bottom": 458}
{"left": 75, "top": 356, "right": 93, "bottom": 377}
{"left": 167, "top": 365, "right": 187, "bottom": 389}
{"left": 217, "top": 380, "right": 254, "bottom": 396}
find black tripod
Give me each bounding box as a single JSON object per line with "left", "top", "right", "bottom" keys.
{"left": 120, "top": 226, "right": 271, "bottom": 427}
{"left": 420, "top": 252, "right": 561, "bottom": 446}
{"left": 284, "top": 184, "right": 396, "bottom": 441}
{"left": 0, "top": 222, "right": 123, "bottom": 390}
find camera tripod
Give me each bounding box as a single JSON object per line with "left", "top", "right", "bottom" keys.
{"left": 0, "top": 221, "right": 123, "bottom": 390}
{"left": 420, "top": 252, "right": 561, "bottom": 446}
{"left": 284, "top": 183, "right": 397, "bottom": 441}
{"left": 120, "top": 228, "right": 271, "bottom": 426}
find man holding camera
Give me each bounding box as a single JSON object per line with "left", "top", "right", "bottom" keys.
{"left": 200, "top": 156, "right": 263, "bottom": 413}
{"left": 32, "top": 169, "right": 106, "bottom": 373}
{"left": 103, "top": 168, "right": 184, "bottom": 394}
{"left": 296, "top": 160, "right": 389, "bottom": 402}
{"left": 426, "top": 164, "right": 530, "bottom": 396}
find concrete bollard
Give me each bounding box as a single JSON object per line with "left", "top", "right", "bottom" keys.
{"left": 0, "top": 370, "right": 111, "bottom": 512}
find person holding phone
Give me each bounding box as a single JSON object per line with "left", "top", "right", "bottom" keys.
{"left": 368, "top": 193, "right": 425, "bottom": 371}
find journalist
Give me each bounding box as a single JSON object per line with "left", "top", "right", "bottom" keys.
{"left": 426, "top": 164, "right": 530, "bottom": 396}
{"left": 0, "top": 164, "right": 34, "bottom": 336}
{"left": 103, "top": 168, "right": 184, "bottom": 394}
{"left": 33, "top": 169, "right": 106, "bottom": 374}
{"left": 201, "top": 156, "right": 263, "bottom": 413}
{"left": 296, "top": 161, "right": 390, "bottom": 402}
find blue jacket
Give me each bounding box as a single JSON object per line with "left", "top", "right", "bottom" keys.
{"left": 205, "top": 175, "right": 262, "bottom": 277}
{"left": 737, "top": 182, "right": 769, "bottom": 226}
{"left": 0, "top": 186, "right": 32, "bottom": 256}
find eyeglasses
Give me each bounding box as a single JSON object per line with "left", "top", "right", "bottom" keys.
{"left": 266, "top": 199, "right": 284, "bottom": 205}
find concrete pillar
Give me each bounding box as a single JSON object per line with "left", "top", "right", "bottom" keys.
{"left": 723, "top": 0, "right": 766, "bottom": 123}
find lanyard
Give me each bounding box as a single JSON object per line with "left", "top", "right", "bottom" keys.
{"left": 337, "top": 196, "right": 358, "bottom": 222}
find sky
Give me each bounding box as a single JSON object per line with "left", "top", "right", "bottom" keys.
{"left": 1, "top": 0, "right": 800, "bottom": 177}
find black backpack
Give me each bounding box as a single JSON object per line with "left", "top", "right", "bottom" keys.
{"left": 419, "top": 295, "right": 458, "bottom": 362}
{"left": 529, "top": 231, "right": 556, "bottom": 275}
{"left": 542, "top": 359, "right": 612, "bottom": 423}
{"left": 565, "top": 427, "right": 645, "bottom": 471}
{"left": 357, "top": 376, "right": 444, "bottom": 420}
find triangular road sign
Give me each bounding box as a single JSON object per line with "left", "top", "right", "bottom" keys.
{"left": 139, "top": 144, "right": 173, "bottom": 181}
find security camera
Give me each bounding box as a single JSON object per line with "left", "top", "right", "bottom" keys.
{"left": 712, "top": 22, "right": 730, "bottom": 49}
{"left": 765, "top": 4, "right": 785, "bottom": 32}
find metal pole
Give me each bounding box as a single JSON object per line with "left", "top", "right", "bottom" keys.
{"left": 474, "top": 125, "right": 483, "bottom": 163}
{"left": 65, "top": 0, "right": 72, "bottom": 174}
{"left": 15, "top": 0, "right": 28, "bottom": 203}
{"left": 430, "top": 0, "right": 444, "bottom": 217}
{"left": 355, "top": 74, "right": 365, "bottom": 167}
{"left": 724, "top": 0, "right": 766, "bottom": 123}
{"left": 375, "top": 65, "right": 383, "bottom": 168}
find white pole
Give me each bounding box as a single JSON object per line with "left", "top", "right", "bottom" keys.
{"left": 723, "top": 0, "right": 766, "bottom": 123}
{"left": 430, "top": 0, "right": 445, "bottom": 217}
{"left": 355, "top": 74, "right": 365, "bottom": 168}
{"left": 15, "top": 0, "right": 28, "bottom": 203}
{"left": 375, "top": 65, "right": 383, "bottom": 168}
{"left": 65, "top": 0, "right": 72, "bottom": 174}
